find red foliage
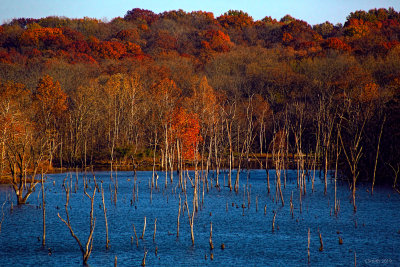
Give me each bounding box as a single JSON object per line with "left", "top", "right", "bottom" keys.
{"left": 170, "top": 107, "right": 202, "bottom": 160}
{"left": 139, "top": 24, "right": 149, "bottom": 31}
{"left": 70, "top": 52, "right": 97, "bottom": 64}
{"left": 19, "top": 27, "right": 70, "bottom": 49}
{"left": 344, "top": 19, "right": 371, "bottom": 38}
{"left": 125, "top": 42, "right": 142, "bottom": 55}
{"left": 322, "top": 37, "right": 351, "bottom": 51}
{"left": 201, "top": 29, "right": 233, "bottom": 52}
{"left": 282, "top": 20, "right": 322, "bottom": 50}
{"left": 282, "top": 32, "right": 293, "bottom": 44}
{"left": 34, "top": 75, "right": 68, "bottom": 123}
{"left": 89, "top": 39, "right": 127, "bottom": 59}
{"left": 67, "top": 40, "right": 92, "bottom": 54}
{"left": 382, "top": 40, "right": 400, "bottom": 50}
{"left": 0, "top": 49, "right": 12, "bottom": 63}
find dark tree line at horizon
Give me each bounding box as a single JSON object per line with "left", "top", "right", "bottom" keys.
{"left": 0, "top": 7, "right": 400, "bottom": 203}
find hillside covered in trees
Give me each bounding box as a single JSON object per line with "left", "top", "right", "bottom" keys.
{"left": 1, "top": 7, "right": 400, "bottom": 189}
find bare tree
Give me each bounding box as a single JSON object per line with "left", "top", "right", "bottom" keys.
{"left": 6, "top": 122, "right": 47, "bottom": 205}
{"left": 58, "top": 176, "right": 96, "bottom": 265}
{"left": 338, "top": 99, "right": 367, "bottom": 212}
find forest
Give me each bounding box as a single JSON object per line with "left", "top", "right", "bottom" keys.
{"left": 1, "top": 7, "right": 400, "bottom": 205}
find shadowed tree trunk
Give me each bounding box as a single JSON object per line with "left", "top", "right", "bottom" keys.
{"left": 58, "top": 176, "right": 96, "bottom": 265}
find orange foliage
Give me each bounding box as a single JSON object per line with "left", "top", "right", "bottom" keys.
{"left": 34, "top": 75, "right": 68, "bottom": 126}
{"left": 0, "top": 80, "right": 30, "bottom": 138}
{"left": 344, "top": 19, "right": 371, "bottom": 38}
{"left": 150, "top": 78, "right": 182, "bottom": 121}
{"left": 382, "top": 40, "right": 400, "bottom": 50}
{"left": 0, "top": 49, "right": 12, "bottom": 63}
{"left": 70, "top": 52, "right": 97, "bottom": 64}
{"left": 67, "top": 40, "right": 91, "bottom": 53}
{"left": 322, "top": 37, "right": 351, "bottom": 51}
{"left": 139, "top": 24, "right": 149, "bottom": 31}
{"left": 125, "top": 41, "right": 143, "bottom": 55}
{"left": 0, "top": 80, "right": 28, "bottom": 107}
{"left": 90, "top": 40, "right": 127, "bottom": 59}
{"left": 152, "top": 78, "right": 181, "bottom": 99}
{"left": 20, "top": 27, "right": 69, "bottom": 49}
{"left": 170, "top": 107, "right": 202, "bottom": 160}
{"left": 217, "top": 10, "right": 254, "bottom": 29}
{"left": 282, "top": 32, "right": 293, "bottom": 44}
{"left": 189, "top": 76, "right": 218, "bottom": 126}
{"left": 202, "top": 29, "right": 233, "bottom": 52}
{"left": 359, "top": 82, "right": 379, "bottom": 103}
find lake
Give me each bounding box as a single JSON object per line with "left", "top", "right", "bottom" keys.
{"left": 0, "top": 169, "right": 399, "bottom": 266}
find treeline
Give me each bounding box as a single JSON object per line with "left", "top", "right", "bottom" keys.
{"left": 0, "top": 7, "right": 399, "bottom": 187}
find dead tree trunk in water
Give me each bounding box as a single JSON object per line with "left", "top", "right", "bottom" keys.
{"left": 319, "top": 97, "right": 335, "bottom": 195}
{"left": 101, "top": 183, "right": 109, "bottom": 249}
{"left": 185, "top": 198, "right": 195, "bottom": 245}
{"left": 0, "top": 199, "right": 6, "bottom": 234}
{"left": 234, "top": 126, "right": 246, "bottom": 193}
{"left": 272, "top": 127, "right": 286, "bottom": 207}
{"left": 227, "top": 120, "right": 233, "bottom": 191}
{"left": 372, "top": 116, "right": 385, "bottom": 194}
{"left": 209, "top": 221, "right": 214, "bottom": 250}
{"left": 224, "top": 102, "right": 236, "bottom": 191}
{"left": 140, "top": 217, "right": 146, "bottom": 239}
{"left": 291, "top": 102, "right": 306, "bottom": 196}
{"left": 338, "top": 107, "right": 367, "bottom": 213}
{"left": 58, "top": 176, "right": 96, "bottom": 265}
{"left": 265, "top": 151, "right": 270, "bottom": 194}
{"left": 132, "top": 223, "right": 139, "bottom": 247}
{"left": 41, "top": 172, "right": 46, "bottom": 247}
{"left": 307, "top": 228, "right": 310, "bottom": 263}
{"left": 177, "top": 195, "right": 181, "bottom": 237}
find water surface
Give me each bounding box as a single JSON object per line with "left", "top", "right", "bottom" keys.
{"left": 0, "top": 170, "right": 399, "bottom": 266}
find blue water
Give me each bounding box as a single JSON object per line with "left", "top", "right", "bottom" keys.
{"left": 0, "top": 170, "right": 399, "bottom": 266}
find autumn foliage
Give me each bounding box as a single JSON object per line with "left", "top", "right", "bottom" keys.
{"left": 170, "top": 107, "right": 202, "bottom": 160}
{"left": 34, "top": 75, "right": 68, "bottom": 118}
{"left": 0, "top": 7, "right": 399, "bottom": 186}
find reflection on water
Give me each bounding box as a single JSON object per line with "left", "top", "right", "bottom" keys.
{"left": 0, "top": 170, "right": 399, "bottom": 266}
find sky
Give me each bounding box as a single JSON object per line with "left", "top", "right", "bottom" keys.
{"left": 1, "top": 0, "right": 400, "bottom": 25}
